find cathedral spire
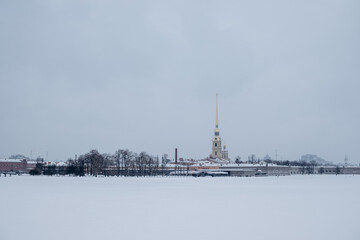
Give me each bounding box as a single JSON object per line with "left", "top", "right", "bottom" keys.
{"left": 215, "top": 93, "right": 219, "bottom": 136}
{"left": 211, "top": 93, "right": 228, "bottom": 160}
{"left": 216, "top": 93, "right": 218, "bottom": 128}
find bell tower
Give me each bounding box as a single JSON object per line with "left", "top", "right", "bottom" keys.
{"left": 211, "top": 94, "right": 222, "bottom": 158}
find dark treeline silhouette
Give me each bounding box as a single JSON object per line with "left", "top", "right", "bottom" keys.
{"left": 29, "top": 157, "right": 45, "bottom": 175}
{"left": 63, "top": 149, "right": 166, "bottom": 177}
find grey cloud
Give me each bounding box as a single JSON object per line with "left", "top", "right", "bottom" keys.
{"left": 0, "top": 0, "right": 359, "bottom": 163}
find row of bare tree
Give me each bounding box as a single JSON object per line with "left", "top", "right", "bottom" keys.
{"left": 66, "top": 149, "right": 168, "bottom": 176}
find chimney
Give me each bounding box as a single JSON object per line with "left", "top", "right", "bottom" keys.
{"left": 175, "top": 148, "right": 178, "bottom": 165}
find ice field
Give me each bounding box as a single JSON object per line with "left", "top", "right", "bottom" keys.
{"left": 1, "top": 175, "right": 359, "bottom": 240}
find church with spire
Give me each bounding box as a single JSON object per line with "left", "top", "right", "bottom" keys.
{"left": 211, "top": 94, "right": 229, "bottom": 160}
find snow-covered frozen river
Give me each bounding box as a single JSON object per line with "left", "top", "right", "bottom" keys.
{"left": 1, "top": 175, "right": 359, "bottom": 240}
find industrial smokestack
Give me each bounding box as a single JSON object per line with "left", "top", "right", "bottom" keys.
{"left": 175, "top": 148, "right": 178, "bottom": 165}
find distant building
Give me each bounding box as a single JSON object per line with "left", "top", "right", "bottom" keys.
{"left": 210, "top": 94, "right": 229, "bottom": 160}
{"left": 0, "top": 159, "right": 27, "bottom": 173}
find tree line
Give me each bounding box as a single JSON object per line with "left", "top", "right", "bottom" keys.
{"left": 33, "top": 149, "right": 169, "bottom": 177}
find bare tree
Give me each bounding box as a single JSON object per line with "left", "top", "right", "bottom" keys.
{"left": 102, "top": 153, "right": 114, "bottom": 176}
{"left": 248, "top": 154, "right": 257, "bottom": 164}
{"left": 335, "top": 166, "right": 341, "bottom": 175}
{"left": 235, "top": 156, "right": 241, "bottom": 165}
{"left": 121, "top": 149, "right": 133, "bottom": 176}
{"left": 84, "top": 150, "right": 104, "bottom": 176}
{"left": 136, "top": 152, "right": 147, "bottom": 176}
{"left": 114, "top": 149, "right": 121, "bottom": 176}
{"left": 161, "top": 154, "right": 168, "bottom": 176}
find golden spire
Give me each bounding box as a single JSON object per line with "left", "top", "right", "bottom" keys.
{"left": 216, "top": 93, "right": 218, "bottom": 127}
{"left": 215, "top": 93, "right": 219, "bottom": 136}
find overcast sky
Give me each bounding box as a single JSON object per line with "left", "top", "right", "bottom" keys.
{"left": 1, "top": 0, "right": 359, "bottom": 163}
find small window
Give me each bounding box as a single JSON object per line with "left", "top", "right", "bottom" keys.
{"left": 215, "top": 143, "right": 217, "bottom": 147}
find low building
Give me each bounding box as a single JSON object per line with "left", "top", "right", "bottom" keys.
{"left": 0, "top": 159, "right": 28, "bottom": 173}
{"left": 316, "top": 166, "right": 360, "bottom": 175}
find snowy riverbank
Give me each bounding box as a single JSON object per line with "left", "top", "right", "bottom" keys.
{"left": 1, "top": 175, "right": 359, "bottom": 240}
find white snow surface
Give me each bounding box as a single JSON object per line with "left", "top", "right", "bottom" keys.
{"left": 1, "top": 175, "right": 359, "bottom": 240}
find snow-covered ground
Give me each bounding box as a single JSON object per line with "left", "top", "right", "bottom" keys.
{"left": 1, "top": 175, "right": 359, "bottom": 240}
